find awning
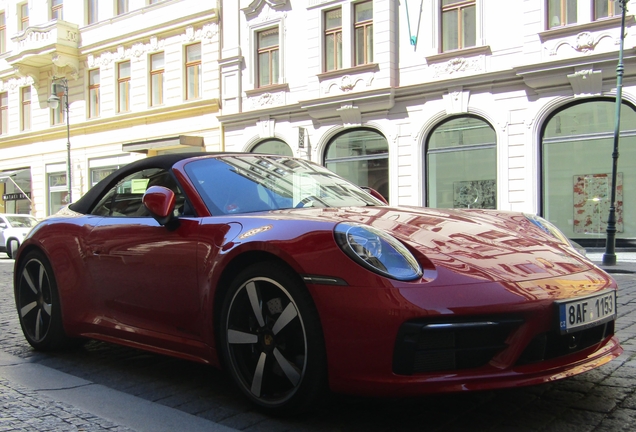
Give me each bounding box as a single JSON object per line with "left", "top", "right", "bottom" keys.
{"left": 122, "top": 135, "right": 204, "bottom": 153}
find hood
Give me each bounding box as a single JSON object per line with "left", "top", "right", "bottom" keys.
{"left": 272, "top": 206, "right": 595, "bottom": 284}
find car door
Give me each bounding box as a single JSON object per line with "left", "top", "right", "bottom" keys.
{"left": 84, "top": 168, "right": 203, "bottom": 349}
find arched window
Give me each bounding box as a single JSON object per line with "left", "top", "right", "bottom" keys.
{"left": 324, "top": 128, "right": 389, "bottom": 201}
{"left": 426, "top": 116, "right": 496, "bottom": 209}
{"left": 251, "top": 139, "right": 293, "bottom": 156}
{"left": 542, "top": 99, "right": 636, "bottom": 242}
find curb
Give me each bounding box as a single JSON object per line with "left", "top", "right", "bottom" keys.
{"left": 0, "top": 350, "right": 238, "bottom": 432}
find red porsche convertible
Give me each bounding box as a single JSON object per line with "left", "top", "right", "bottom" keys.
{"left": 14, "top": 153, "right": 621, "bottom": 413}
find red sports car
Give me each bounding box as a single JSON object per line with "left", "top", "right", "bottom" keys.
{"left": 14, "top": 153, "right": 622, "bottom": 413}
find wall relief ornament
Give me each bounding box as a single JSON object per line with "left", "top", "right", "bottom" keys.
{"left": 249, "top": 92, "right": 284, "bottom": 110}
{"left": 242, "top": 0, "right": 288, "bottom": 16}
{"left": 323, "top": 74, "right": 374, "bottom": 95}
{"left": 549, "top": 31, "right": 612, "bottom": 56}
{"left": 432, "top": 57, "right": 482, "bottom": 78}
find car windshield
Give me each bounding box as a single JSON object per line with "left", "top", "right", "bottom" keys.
{"left": 6, "top": 215, "right": 38, "bottom": 228}
{"left": 184, "top": 155, "right": 383, "bottom": 215}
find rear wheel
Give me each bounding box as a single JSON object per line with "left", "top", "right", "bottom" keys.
{"left": 219, "top": 262, "right": 327, "bottom": 414}
{"left": 15, "top": 250, "right": 77, "bottom": 350}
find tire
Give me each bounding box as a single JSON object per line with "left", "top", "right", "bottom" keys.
{"left": 15, "top": 250, "right": 77, "bottom": 350}
{"left": 219, "top": 261, "right": 327, "bottom": 414}
{"left": 7, "top": 239, "right": 19, "bottom": 259}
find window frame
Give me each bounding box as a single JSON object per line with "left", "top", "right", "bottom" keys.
{"left": 324, "top": 7, "right": 343, "bottom": 72}
{"left": 19, "top": 3, "right": 29, "bottom": 31}
{"left": 150, "top": 52, "right": 165, "bottom": 106}
{"left": 547, "top": 0, "right": 578, "bottom": 29}
{"left": 117, "top": 61, "right": 131, "bottom": 113}
{"left": 117, "top": 0, "right": 128, "bottom": 15}
{"left": 21, "top": 87, "right": 31, "bottom": 132}
{"left": 185, "top": 44, "right": 201, "bottom": 100}
{"left": 51, "top": 0, "right": 63, "bottom": 20}
{"left": 88, "top": 68, "right": 100, "bottom": 118}
{"left": 0, "top": 12, "right": 6, "bottom": 54}
{"left": 440, "top": 0, "right": 477, "bottom": 52}
{"left": 87, "top": 0, "right": 98, "bottom": 24}
{"left": 0, "top": 92, "right": 8, "bottom": 135}
{"left": 593, "top": 0, "right": 617, "bottom": 20}
{"left": 256, "top": 27, "right": 280, "bottom": 88}
{"left": 353, "top": 1, "right": 373, "bottom": 66}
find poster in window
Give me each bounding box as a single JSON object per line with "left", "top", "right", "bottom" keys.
{"left": 453, "top": 179, "right": 496, "bottom": 209}
{"left": 573, "top": 173, "right": 623, "bottom": 234}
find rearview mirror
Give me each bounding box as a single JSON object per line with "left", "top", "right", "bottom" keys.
{"left": 143, "top": 186, "right": 178, "bottom": 228}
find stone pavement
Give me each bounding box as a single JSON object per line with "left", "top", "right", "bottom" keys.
{"left": 1, "top": 251, "right": 636, "bottom": 432}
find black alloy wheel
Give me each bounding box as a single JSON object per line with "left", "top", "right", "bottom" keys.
{"left": 15, "top": 251, "right": 75, "bottom": 350}
{"left": 220, "top": 262, "right": 327, "bottom": 413}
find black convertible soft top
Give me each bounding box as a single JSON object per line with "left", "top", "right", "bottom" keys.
{"left": 68, "top": 152, "right": 236, "bottom": 215}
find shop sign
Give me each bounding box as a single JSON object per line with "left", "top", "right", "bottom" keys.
{"left": 2, "top": 192, "right": 31, "bottom": 201}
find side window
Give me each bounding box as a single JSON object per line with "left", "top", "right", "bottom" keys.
{"left": 91, "top": 168, "right": 187, "bottom": 217}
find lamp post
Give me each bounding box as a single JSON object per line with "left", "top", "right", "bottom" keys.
{"left": 603, "top": 0, "right": 629, "bottom": 266}
{"left": 602, "top": 0, "right": 629, "bottom": 265}
{"left": 47, "top": 79, "right": 72, "bottom": 204}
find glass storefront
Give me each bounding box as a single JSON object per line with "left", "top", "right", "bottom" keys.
{"left": 426, "top": 116, "right": 497, "bottom": 209}
{"left": 0, "top": 169, "right": 32, "bottom": 214}
{"left": 324, "top": 128, "right": 389, "bottom": 201}
{"left": 542, "top": 99, "right": 636, "bottom": 242}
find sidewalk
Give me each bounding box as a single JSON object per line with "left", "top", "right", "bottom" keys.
{"left": 586, "top": 250, "right": 636, "bottom": 274}
{"left": 0, "top": 350, "right": 238, "bottom": 432}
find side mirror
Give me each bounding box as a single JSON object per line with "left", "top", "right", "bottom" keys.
{"left": 143, "top": 186, "right": 178, "bottom": 228}
{"left": 361, "top": 186, "right": 389, "bottom": 205}
{"left": 0, "top": 222, "right": 7, "bottom": 229}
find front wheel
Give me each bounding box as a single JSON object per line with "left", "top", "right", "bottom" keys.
{"left": 15, "top": 250, "right": 78, "bottom": 350}
{"left": 219, "top": 262, "right": 327, "bottom": 414}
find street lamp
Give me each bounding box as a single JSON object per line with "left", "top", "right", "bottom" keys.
{"left": 47, "top": 79, "right": 72, "bottom": 204}
{"left": 602, "top": 0, "right": 629, "bottom": 266}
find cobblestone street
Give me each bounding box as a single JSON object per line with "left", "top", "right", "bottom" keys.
{"left": 1, "top": 255, "right": 636, "bottom": 431}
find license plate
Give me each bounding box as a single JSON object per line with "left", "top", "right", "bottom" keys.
{"left": 557, "top": 290, "right": 616, "bottom": 334}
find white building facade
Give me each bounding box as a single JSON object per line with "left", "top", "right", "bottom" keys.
{"left": 0, "top": 0, "right": 634, "bottom": 248}
{"left": 220, "top": 0, "right": 636, "bottom": 248}
{"left": 0, "top": 0, "right": 220, "bottom": 217}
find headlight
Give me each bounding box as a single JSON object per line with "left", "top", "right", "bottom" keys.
{"left": 524, "top": 213, "right": 571, "bottom": 245}
{"left": 334, "top": 223, "right": 422, "bottom": 281}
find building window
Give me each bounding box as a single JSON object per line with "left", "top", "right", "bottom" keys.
{"left": 0, "top": 92, "right": 7, "bottom": 135}
{"left": 19, "top": 3, "right": 29, "bottom": 31}
{"left": 117, "top": 0, "right": 128, "bottom": 15}
{"left": 90, "top": 166, "right": 118, "bottom": 187}
{"left": 354, "top": 1, "right": 373, "bottom": 65}
{"left": 542, "top": 99, "right": 636, "bottom": 242}
{"left": 87, "top": 0, "right": 98, "bottom": 24}
{"left": 441, "top": 0, "right": 476, "bottom": 52}
{"left": 594, "top": 0, "right": 617, "bottom": 20}
{"left": 324, "top": 8, "right": 342, "bottom": 72}
{"left": 117, "top": 61, "right": 131, "bottom": 113}
{"left": 48, "top": 171, "right": 68, "bottom": 215}
{"left": 51, "top": 0, "right": 63, "bottom": 20}
{"left": 257, "top": 28, "right": 279, "bottom": 87}
{"left": 0, "top": 13, "right": 6, "bottom": 53}
{"left": 21, "top": 87, "right": 31, "bottom": 131}
{"left": 251, "top": 139, "right": 293, "bottom": 156}
{"left": 88, "top": 69, "right": 100, "bottom": 118}
{"left": 151, "top": 52, "right": 165, "bottom": 106}
{"left": 548, "top": 0, "right": 577, "bottom": 29}
{"left": 325, "top": 129, "right": 389, "bottom": 201}
{"left": 426, "top": 116, "right": 497, "bottom": 209}
{"left": 185, "top": 44, "right": 201, "bottom": 100}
